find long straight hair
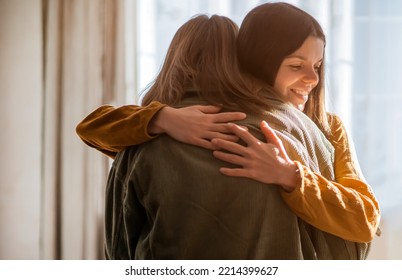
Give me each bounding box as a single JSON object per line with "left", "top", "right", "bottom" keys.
{"left": 141, "top": 14, "right": 276, "bottom": 115}
{"left": 237, "top": 2, "right": 330, "bottom": 134}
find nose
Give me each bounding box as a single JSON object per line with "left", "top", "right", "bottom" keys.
{"left": 302, "top": 67, "right": 319, "bottom": 86}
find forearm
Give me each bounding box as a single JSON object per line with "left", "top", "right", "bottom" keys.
{"left": 148, "top": 106, "right": 175, "bottom": 135}
{"left": 76, "top": 101, "right": 167, "bottom": 158}
{"left": 280, "top": 161, "right": 380, "bottom": 242}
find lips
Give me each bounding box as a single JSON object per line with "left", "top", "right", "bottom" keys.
{"left": 290, "top": 88, "right": 309, "bottom": 102}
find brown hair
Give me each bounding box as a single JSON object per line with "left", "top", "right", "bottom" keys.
{"left": 141, "top": 14, "right": 275, "bottom": 115}
{"left": 237, "top": 2, "right": 330, "bottom": 134}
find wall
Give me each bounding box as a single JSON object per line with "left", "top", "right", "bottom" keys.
{"left": 0, "top": 0, "right": 42, "bottom": 259}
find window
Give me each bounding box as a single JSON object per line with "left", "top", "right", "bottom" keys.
{"left": 351, "top": 0, "right": 402, "bottom": 210}
{"left": 127, "top": 0, "right": 402, "bottom": 258}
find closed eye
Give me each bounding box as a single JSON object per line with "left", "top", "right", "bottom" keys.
{"left": 290, "top": 65, "right": 301, "bottom": 70}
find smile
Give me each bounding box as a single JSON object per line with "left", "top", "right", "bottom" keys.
{"left": 291, "top": 89, "right": 309, "bottom": 101}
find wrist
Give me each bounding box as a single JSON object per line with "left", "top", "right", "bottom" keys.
{"left": 148, "top": 106, "right": 172, "bottom": 135}
{"left": 280, "top": 162, "right": 301, "bottom": 192}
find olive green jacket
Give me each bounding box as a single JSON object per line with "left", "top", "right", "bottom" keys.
{"left": 104, "top": 96, "right": 369, "bottom": 259}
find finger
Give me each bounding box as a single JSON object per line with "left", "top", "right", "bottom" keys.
{"left": 212, "top": 112, "right": 247, "bottom": 122}
{"left": 211, "top": 138, "right": 248, "bottom": 156}
{"left": 195, "top": 137, "right": 240, "bottom": 151}
{"left": 260, "top": 121, "right": 281, "bottom": 145}
{"left": 219, "top": 167, "right": 250, "bottom": 178}
{"left": 213, "top": 150, "right": 247, "bottom": 166}
{"left": 193, "top": 138, "right": 216, "bottom": 150}
{"left": 207, "top": 133, "right": 239, "bottom": 143}
{"left": 260, "top": 121, "right": 291, "bottom": 162}
{"left": 206, "top": 123, "right": 248, "bottom": 135}
{"left": 225, "top": 123, "right": 259, "bottom": 147}
{"left": 196, "top": 105, "right": 222, "bottom": 114}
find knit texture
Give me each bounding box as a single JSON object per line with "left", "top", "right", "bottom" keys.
{"left": 244, "top": 98, "right": 335, "bottom": 180}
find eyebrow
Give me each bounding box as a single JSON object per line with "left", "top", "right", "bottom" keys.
{"left": 286, "top": 55, "right": 323, "bottom": 63}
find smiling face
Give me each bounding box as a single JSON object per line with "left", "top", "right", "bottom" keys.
{"left": 273, "top": 36, "right": 324, "bottom": 110}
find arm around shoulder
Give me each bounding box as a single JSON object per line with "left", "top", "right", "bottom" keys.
{"left": 76, "top": 101, "right": 167, "bottom": 158}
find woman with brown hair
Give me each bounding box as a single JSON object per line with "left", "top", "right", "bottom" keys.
{"left": 77, "top": 3, "right": 380, "bottom": 259}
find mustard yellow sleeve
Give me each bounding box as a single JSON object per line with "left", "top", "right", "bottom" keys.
{"left": 280, "top": 114, "right": 380, "bottom": 243}
{"left": 76, "top": 101, "right": 167, "bottom": 158}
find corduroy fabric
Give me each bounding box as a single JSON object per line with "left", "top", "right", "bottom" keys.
{"left": 104, "top": 95, "right": 370, "bottom": 259}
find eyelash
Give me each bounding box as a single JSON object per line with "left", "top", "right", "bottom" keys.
{"left": 290, "top": 65, "right": 301, "bottom": 70}
{"left": 289, "top": 65, "right": 321, "bottom": 72}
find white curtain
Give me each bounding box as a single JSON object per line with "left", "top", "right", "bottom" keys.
{"left": 41, "top": 0, "right": 125, "bottom": 259}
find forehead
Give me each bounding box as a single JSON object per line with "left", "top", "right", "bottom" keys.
{"left": 286, "top": 36, "right": 324, "bottom": 61}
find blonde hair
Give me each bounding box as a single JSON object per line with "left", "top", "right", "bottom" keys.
{"left": 141, "top": 14, "right": 275, "bottom": 115}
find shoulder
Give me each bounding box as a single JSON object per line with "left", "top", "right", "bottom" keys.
{"left": 327, "top": 112, "right": 345, "bottom": 133}
{"left": 112, "top": 146, "right": 140, "bottom": 177}
{"left": 326, "top": 113, "right": 348, "bottom": 143}
{"left": 326, "top": 113, "right": 344, "bottom": 130}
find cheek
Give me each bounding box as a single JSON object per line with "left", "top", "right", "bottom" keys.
{"left": 273, "top": 77, "right": 287, "bottom": 96}
{"left": 274, "top": 70, "right": 293, "bottom": 91}
{"left": 273, "top": 75, "right": 284, "bottom": 92}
